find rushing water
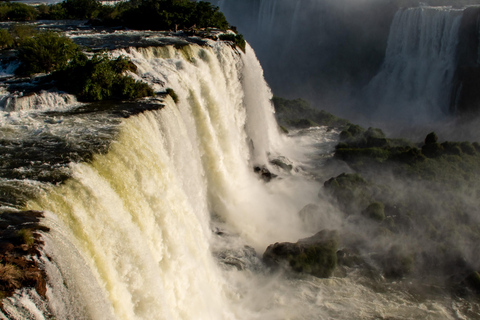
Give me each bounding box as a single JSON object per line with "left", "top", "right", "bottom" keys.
{"left": 0, "top": 37, "right": 478, "bottom": 319}
{"left": 365, "top": 6, "right": 463, "bottom": 124}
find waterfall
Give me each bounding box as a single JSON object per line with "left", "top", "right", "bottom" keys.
{"left": 365, "top": 6, "right": 463, "bottom": 124}
{"left": 206, "top": 0, "right": 398, "bottom": 117}
{"left": 0, "top": 41, "right": 324, "bottom": 319}
{"left": 1, "top": 32, "right": 477, "bottom": 319}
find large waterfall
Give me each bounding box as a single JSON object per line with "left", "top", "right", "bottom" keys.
{"left": 0, "top": 35, "right": 477, "bottom": 319}
{"left": 365, "top": 6, "right": 463, "bottom": 124}
{"left": 0, "top": 40, "right": 329, "bottom": 319}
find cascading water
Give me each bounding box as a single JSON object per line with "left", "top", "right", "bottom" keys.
{"left": 364, "top": 6, "right": 463, "bottom": 124}
{"left": 0, "top": 34, "right": 477, "bottom": 319}
{"left": 207, "top": 0, "right": 400, "bottom": 117}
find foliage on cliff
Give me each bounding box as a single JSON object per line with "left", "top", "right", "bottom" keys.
{"left": 15, "top": 31, "right": 81, "bottom": 76}
{"left": 6, "top": 28, "right": 153, "bottom": 101}
{"left": 325, "top": 124, "right": 480, "bottom": 293}
{"left": 2, "top": 0, "right": 230, "bottom": 32}
{"left": 272, "top": 96, "right": 350, "bottom": 129}
{"left": 53, "top": 53, "right": 154, "bottom": 102}
{"left": 115, "top": 0, "right": 229, "bottom": 31}
{"left": 0, "top": 2, "right": 38, "bottom": 21}
{"left": 219, "top": 33, "right": 246, "bottom": 52}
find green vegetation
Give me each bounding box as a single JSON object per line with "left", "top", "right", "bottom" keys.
{"left": 325, "top": 123, "right": 480, "bottom": 288}
{"left": 289, "top": 241, "right": 338, "bottom": 278}
{"left": 336, "top": 125, "right": 480, "bottom": 183}
{"left": 362, "top": 201, "right": 385, "bottom": 222}
{"left": 272, "top": 96, "right": 350, "bottom": 129}
{"left": 2, "top": 27, "right": 154, "bottom": 101}
{"left": 219, "top": 33, "right": 245, "bottom": 52}
{"left": 0, "top": 2, "right": 38, "bottom": 21}
{"left": 324, "top": 173, "right": 373, "bottom": 216}
{"left": 0, "top": 0, "right": 231, "bottom": 32}
{"left": 54, "top": 53, "right": 154, "bottom": 101}
{"left": 16, "top": 31, "right": 80, "bottom": 76}
{"left": 116, "top": 0, "right": 228, "bottom": 31}
{"left": 0, "top": 24, "right": 37, "bottom": 49}
{"left": 165, "top": 88, "right": 179, "bottom": 103}
{"left": 0, "top": 29, "right": 13, "bottom": 49}
{"left": 17, "top": 228, "right": 34, "bottom": 246}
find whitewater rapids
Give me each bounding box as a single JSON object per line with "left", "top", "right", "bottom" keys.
{"left": 0, "top": 39, "right": 474, "bottom": 319}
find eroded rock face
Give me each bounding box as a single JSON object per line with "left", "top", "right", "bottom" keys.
{"left": 0, "top": 210, "right": 48, "bottom": 305}
{"left": 263, "top": 230, "right": 338, "bottom": 278}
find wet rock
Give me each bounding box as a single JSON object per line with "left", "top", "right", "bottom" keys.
{"left": 263, "top": 230, "right": 338, "bottom": 278}
{"left": 0, "top": 210, "right": 48, "bottom": 303}
{"left": 254, "top": 166, "right": 277, "bottom": 182}
{"left": 270, "top": 157, "right": 293, "bottom": 172}
{"left": 216, "top": 245, "right": 259, "bottom": 271}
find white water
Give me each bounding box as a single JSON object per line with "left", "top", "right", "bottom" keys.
{"left": 365, "top": 6, "right": 463, "bottom": 124}
{"left": 0, "top": 90, "right": 78, "bottom": 112}
{"left": 0, "top": 41, "right": 475, "bottom": 319}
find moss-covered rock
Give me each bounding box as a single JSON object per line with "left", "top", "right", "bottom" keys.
{"left": 377, "top": 245, "right": 415, "bottom": 278}
{"left": 272, "top": 96, "right": 349, "bottom": 129}
{"left": 324, "top": 173, "right": 374, "bottom": 215}
{"left": 263, "top": 230, "right": 338, "bottom": 278}
{"left": 362, "top": 202, "right": 385, "bottom": 222}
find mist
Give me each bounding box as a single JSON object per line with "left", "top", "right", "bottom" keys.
{"left": 208, "top": 0, "right": 480, "bottom": 309}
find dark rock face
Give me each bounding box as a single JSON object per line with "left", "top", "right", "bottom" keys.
{"left": 253, "top": 166, "right": 277, "bottom": 182}
{"left": 263, "top": 230, "right": 338, "bottom": 278}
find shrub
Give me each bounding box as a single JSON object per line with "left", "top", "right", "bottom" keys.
{"left": 424, "top": 132, "right": 438, "bottom": 145}
{"left": 0, "top": 2, "right": 38, "bottom": 21}
{"left": 441, "top": 141, "right": 463, "bottom": 156}
{"left": 324, "top": 173, "right": 373, "bottom": 215}
{"left": 9, "top": 24, "right": 36, "bottom": 46}
{"left": 16, "top": 31, "right": 80, "bottom": 76}
{"left": 473, "top": 142, "right": 480, "bottom": 153}
{"left": 191, "top": 1, "right": 229, "bottom": 29}
{"left": 54, "top": 53, "right": 154, "bottom": 101}
{"left": 381, "top": 245, "right": 415, "bottom": 278}
{"left": 390, "top": 146, "right": 425, "bottom": 163}
{"left": 460, "top": 141, "right": 476, "bottom": 155}
{"left": 166, "top": 88, "right": 178, "bottom": 103}
{"left": 272, "top": 96, "right": 349, "bottom": 128}
{"left": 0, "top": 264, "right": 22, "bottom": 291}
{"left": 219, "top": 33, "right": 246, "bottom": 52}
{"left": 62, "top": 0, "right": 101, "bottom": 19}
{"left": 17, "top": 228, "right": 34, "bottom": 246}
{"left": 422, "top": 142, "right": 443, "bottom": 158}
{"left": 0, "top": 29, "right": 13, "bottom": 48}
{"left": 39, "top": 3, "right": 66, "bottom": 20}
{"left": 362, "top": 202, "right": 385, "bottom": 222}
{"left": 118, "top": 0, "right": 229, "bottom": 31}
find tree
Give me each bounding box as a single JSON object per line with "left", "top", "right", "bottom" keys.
{"left": 16, "top": 32, "right": 80, "bottom": 76}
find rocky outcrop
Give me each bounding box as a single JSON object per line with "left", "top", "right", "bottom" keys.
{"left": 0, "top": 210, "right": 48, "bottom": 305}
{"left": 263, "top": 230, "right": 338, "bottom": 278}
{"left": 253, "top": 166, "right": 276, "bottom": 182}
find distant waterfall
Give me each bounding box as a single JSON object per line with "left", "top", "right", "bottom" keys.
{"left": 365, "top": 6, "right": 463, "bottom": 124}
{"left": 208, "top": 0, "right": 399, "bottom": 116}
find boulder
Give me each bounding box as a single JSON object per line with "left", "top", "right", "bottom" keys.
{"left": 263, "top": 230, "right": 338, "bottom": 278}
{"left": 253, "top": 166, "right": 277, "bottom": 182}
